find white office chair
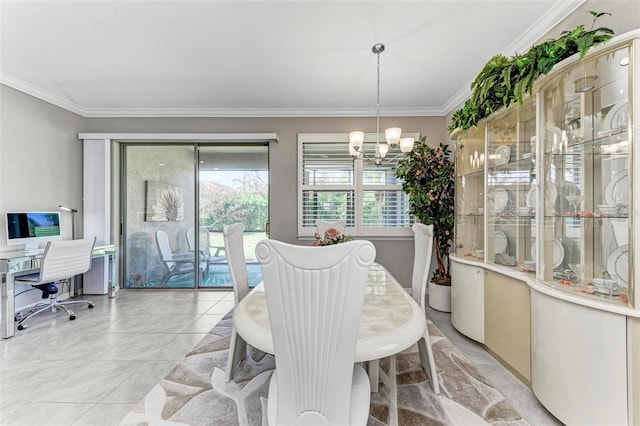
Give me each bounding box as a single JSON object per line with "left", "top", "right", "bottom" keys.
{"left": 367, "top": 222, "right": 439, "bottom": 420}
{"left": 223, "top": 223, "right": 250, "bottom": 382}
{"left": 14, "top": 237, "right": 96, "bottom": 330}
{"left": 316, "top": 219, "right": 347, "bottom": 237}
{"left": 156, "top": 230, "right": 205, "bottom": 286}
{"left": 256, "top": 239, "right": 375, "bottom": 426}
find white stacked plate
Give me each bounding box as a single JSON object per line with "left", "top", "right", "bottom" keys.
{"left": 523, "top": 260, "right": 536, "bottom": 271}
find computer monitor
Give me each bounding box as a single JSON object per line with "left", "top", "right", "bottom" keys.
{"left": 5, "top": 212, "right": 62, "bottom": 251}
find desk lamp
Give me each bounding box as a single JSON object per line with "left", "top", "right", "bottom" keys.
{"left": 58, "top": 205, "right": 78, "bottom": 240}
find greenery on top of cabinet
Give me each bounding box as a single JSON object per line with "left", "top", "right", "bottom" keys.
{"left": 448, "top": 11, "right": 614, "bottom": 135}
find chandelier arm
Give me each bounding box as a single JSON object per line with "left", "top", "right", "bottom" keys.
{"left": 353, "top": 145, "right": 405, "bottom": 165}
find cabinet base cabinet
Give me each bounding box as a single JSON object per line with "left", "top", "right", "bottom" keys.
{"left": 630, "top": 316, "right": 640, "bottom": 426}
{"left": 451, "top": 259, "right": 484, "bottom": 343}
{"left": 531, "top": 291, "right": 627, "bottom": 425}
{"left": 485, "top": 271, "right": 531, "bottom": 383}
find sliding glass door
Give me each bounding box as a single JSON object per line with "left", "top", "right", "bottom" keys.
{"left": 122, "top": 144, "right": 197, "bottom": 288}
{"left": 198, "top": 145, "right": 268, "bottom": 288}
{"left": 122, "top": 143, "right": 268, "bottom": 289}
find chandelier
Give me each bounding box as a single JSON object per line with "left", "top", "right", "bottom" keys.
{"left": 348, "top": 43, "right": 414, "bottom": 165}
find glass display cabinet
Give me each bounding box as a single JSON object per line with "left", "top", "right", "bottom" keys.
{"left": 538, "top": 44, "right": 631, "bottom": 307}
{"left": 453, "top": 123, "right": 486, "bottom": 261}
{"left": 450, "top": 30, "right": 639, "bottom": 426}
{"left": 453, "top": 37, "right": 634, "bottom": 309}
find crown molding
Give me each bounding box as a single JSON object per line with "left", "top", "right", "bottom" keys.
{"left": 0, "top": 75, "right": 444, "bottom": 117}
{"left": 82, "top": 106, "right": 444, "bottom": 118}
{"left": 443, "top": 0, "right": 587, "bottom": 115}
{"left": 0, "top": 72, "right": 86, "bottom": 116}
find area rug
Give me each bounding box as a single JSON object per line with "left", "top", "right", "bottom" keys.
{"left": 120, "top": 312, "right": 528, "bottom": 425}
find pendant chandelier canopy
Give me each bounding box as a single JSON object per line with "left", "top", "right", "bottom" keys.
{"left": 348, "top": 43, "right": 414, "bottom": 165}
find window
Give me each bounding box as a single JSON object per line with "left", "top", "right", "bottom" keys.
{"left": 298, "top": 133, "right": 414, "bottom": 237}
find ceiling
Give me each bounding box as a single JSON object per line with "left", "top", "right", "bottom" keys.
{"left": 0, "top": 0, "right": 592, "bottom": 118}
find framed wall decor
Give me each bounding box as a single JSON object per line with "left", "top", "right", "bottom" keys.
{"left": 145, "top": 181, "right": 184, "bottom": 221}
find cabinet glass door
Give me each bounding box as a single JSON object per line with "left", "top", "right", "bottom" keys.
{"left": 454, "top": 123, "right": 486, "bottom": 260}
{"left": 539, "top": 45, "right": 631, "bottom": 306}
{"left": 486, "top": 98, "right": 536, "bottom": 270}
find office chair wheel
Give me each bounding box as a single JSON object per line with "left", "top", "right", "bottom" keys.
{"left": 88, "top": 304, "right": 94, "bottom": 308}
{"left": 69, "top": 315, "right": 76, "bottom": 320}
{"left": 17, "top": 324, "right": 26, "bottom": 330}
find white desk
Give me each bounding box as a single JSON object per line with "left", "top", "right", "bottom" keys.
{"left": 234, "top": 263, "right": 426, "bottom": 425}
{"left": 1, "top": 244, "right": 117, "bottom": 339}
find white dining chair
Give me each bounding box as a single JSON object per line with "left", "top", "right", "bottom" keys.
{"left": 411, "top": 222, "right": 440, "bottom": 394}
{"left": 315, "top": 219, "right": 347, "bottom": 237}
{"left": 368, "top": 222, "right": 439, "bottom": 415}
{"left": 256, "top": 239, "right": 376, "bottom": 426}
{"left": 223, "top": 223, "right": 250, "bottom": 382}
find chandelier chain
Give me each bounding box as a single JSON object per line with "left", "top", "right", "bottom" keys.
{"left": 376, "top": 47, "right": 381, "bottom": 147}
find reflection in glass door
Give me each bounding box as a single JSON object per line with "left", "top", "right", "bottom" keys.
{"left": 198, "top": 145, "right": 268, "bottom": 288}
{"left": 122, "top": 145, "right": 198, "bottom": 288}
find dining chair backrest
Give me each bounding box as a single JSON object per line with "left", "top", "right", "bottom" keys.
{"left": 223, "top": 223, "right": 248, "bottom": 303}
{"left": 255, "top": 239, "right": 376, "bottom": 425}
{"left": 38, "top": 237, "right": 96, "bottom": 283}
{"left": 316, "top": 219, "right": 347, "bottom": 237}
{"left": 156, "top": 230, "right": 175, "bottom": 270}
{"left": 411, "top": 223, "right": 434, "bottom": 312}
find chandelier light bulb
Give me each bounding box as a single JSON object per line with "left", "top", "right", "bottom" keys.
{"left": 385, "top": 128, "right": 402, "bottom": 145}
{"left": 349, "top": 131, "right": 365, "bottom": 151}
{"left": 377, "top": 143, "right": 390, "bottom": 159}
{"left": 399, "top": 137, "right": 415, "bottom": 153}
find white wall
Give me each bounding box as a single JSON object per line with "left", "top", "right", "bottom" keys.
{"left": 0, "top": 85, "right": 85, "bottom": 245}
{"left": 1, "top": 85, "right": 85, "bottom": 307}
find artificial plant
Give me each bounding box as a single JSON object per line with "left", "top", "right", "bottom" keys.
{"left": 395, "top": 137, "right": 455, "bottom": 286}
{"left": 449, "top": 11, "right": 614, "bottom": 134}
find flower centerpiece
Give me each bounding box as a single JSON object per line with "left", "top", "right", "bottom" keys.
{"left": 313, "top": 228, "right": 353, "bottom": 246}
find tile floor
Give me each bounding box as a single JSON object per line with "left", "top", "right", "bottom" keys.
{"left": 0, "top": 289, "right": 561, "bottom": 426}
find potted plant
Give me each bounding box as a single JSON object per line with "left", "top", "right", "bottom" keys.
{"left": 395, "top": 137, "right": 455, "bottom": 311}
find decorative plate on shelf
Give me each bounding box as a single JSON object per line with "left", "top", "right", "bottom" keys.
{"left": 604, "top": 168, "right": 628, "bottom": 205}
{"left": 494, "top": 145, "right": 511, "bottom": 166}
{"left": 603, "top": 99, "right": 629, "bottom": 132}
{"left": 531, "top": 238, "right": 565, "bottom": 269}
{"left": 494, "top": 231, "right": 509, "bottom": 254}
{"left": 607, "top": 244, "right": 629, "bottom": 286}
{"left": 493, "top": 187, "right": 510, "bottom": 212}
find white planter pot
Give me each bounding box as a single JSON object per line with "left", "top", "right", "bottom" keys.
{"left": 428, "top": 281, "right": 451, "bottom": 312}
